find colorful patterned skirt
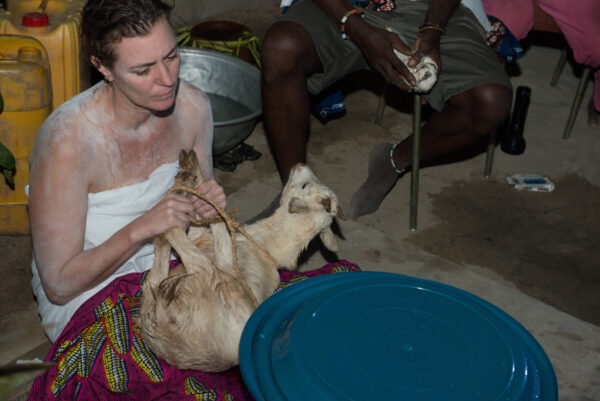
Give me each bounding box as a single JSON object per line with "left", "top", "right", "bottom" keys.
{"left": 28, "top": 260, "right": 361, "bottom": 400}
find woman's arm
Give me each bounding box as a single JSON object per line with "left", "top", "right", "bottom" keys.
{"left": 184, "top": 83, "right": 227, "bottom": 218}
{"left": 28, "top": 128, "right": 195, "bottom": 305}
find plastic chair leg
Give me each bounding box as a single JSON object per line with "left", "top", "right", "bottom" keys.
{"left": 550, "top": 48, "right": 567, "bottom": 87}
{"left": 409, "top": 94, "right": 422, "bottom": 231}
{"left": 563, "top": 66, "right": 592, "bottom": 139}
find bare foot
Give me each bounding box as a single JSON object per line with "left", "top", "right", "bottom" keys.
{"left": 588, "top": 98, "right": 600, "bottom": 128}
{"left": 348, "top": 143, "right": 404, "bottom": 220}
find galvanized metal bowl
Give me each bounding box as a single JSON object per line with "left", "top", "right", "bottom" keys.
{"left": 179, "top": 48, "right": 262, "bottom": 155}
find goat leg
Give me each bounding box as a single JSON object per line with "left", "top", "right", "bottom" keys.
{"left": 164, "top": 227, "right": 213, "bottom": 274}
{"left": 211, "top": 221, "right": 234, "bottom": 272}
{"left": 145, "top": 234, "right": 172, "bottom": 288}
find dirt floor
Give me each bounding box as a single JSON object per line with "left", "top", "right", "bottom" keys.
{"left": 408, "top": 174, "right": 600, "bottom": 326}
{"left": 1, "top": 38, "right": 599, "bottom": 400}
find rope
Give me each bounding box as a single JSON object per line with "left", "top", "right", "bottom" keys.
{"left": 167, "top": 185, "right": 280, "bottom": 307}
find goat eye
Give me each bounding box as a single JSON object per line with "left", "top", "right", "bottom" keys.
{"left": 302, "top": 182, "right": 308, "bottom": 189}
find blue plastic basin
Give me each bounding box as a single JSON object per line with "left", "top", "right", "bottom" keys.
{"left": 240, "top": 271, "right": 558, "bottom": 401}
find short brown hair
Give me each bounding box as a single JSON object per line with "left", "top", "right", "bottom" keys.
{"left": 81, "top": 0, "right": 173, "bottom": 69}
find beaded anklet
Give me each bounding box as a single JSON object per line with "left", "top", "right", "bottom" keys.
{"left": 390, "top": 142, "right": 406, "bottom": 174}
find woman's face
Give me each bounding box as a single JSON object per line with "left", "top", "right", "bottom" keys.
{"left": 102, "top": 17, "right": 180, "bottom": 112}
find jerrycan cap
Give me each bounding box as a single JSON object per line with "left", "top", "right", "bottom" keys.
{"left": 22, "top": 12, "right": 50, "bottom": 28}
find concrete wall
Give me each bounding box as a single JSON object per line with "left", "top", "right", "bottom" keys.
{"left": 170, "top": 0, "right": 281, "bottom": 38}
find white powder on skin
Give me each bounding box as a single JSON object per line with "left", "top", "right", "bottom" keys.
{"left": 25, "top": 15, "right": 218, "bottom": 341}
{"left": 28, "top": 78, "right": 214, "bottom": 300}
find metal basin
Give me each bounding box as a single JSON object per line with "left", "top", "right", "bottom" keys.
{"left": 179, "top": 48, "right": 262, "bottom": 155}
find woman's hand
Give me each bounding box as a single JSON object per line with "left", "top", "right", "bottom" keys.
{"left": 192, "top": 179, "right": 227, "bottom": 218}
{"left": 134, "top": 193, "right": 195, "bottom": 241}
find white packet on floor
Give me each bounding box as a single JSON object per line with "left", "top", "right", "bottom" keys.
{"left": 506, "top": 174, "right": 555, "bottom": 192}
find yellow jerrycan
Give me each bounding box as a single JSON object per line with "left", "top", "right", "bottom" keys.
{"left": 0, "top": 0, "right": 89, "bottom": 110}
{"left": 0, "top": 34, "right": 52, "bottom": 234}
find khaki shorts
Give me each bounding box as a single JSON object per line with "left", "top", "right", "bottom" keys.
{"left": 280, "top": 0, "right": 512, "bottom": 111}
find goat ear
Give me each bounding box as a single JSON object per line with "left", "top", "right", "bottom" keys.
{"left": 336, "top": 205, "right": 345, "bottom": 221}
{"left": 288, "top": 197, "right": 308, "bottom": 214}
{"left": 321, "top": 197, "right": 332, "bottom": 213}
{"left": 189, "top": 149, "right": 199, "bottom": 165}
{"left": 320, "top": 227, "right": 339, "bottom": 253}
{"left": 179, "top": 149, "right": 188, "bottom": 165}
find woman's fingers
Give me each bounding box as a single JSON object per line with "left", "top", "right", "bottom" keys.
{"left": 163, "top": 194, "right": 194, "bottom": 229}
{"left": 192, "top": 180, "right": 227, "bottom": 218}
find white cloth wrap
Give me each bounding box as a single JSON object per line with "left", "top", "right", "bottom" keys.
{"left": 29, "top": 161, "right": 179, "bottom": 342}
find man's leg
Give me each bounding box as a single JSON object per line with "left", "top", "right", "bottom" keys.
{"left": 348, "top": 83, "right": 512, "bottom": 219}
{"left": 261, "top": 21, "right": 324, "bottom": 182}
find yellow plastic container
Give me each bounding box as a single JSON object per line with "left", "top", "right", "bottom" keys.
{"left": 0, "top": 0, "right": 89, "bottom": 110}
{"left": 0, "top": 34, "right": 51, "bottom": 234}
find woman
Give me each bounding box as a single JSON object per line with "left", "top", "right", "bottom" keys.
{"left": 25, "top": 0, "right": 241, "bottom": 397}
{"left": 28, "top": 0, "right": 225, "bottom": 343}
{"left": 26, "top": 1, "right": 359, "bottom": 399}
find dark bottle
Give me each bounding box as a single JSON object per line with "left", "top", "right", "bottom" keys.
{"left": 501, "top": 86, "right": 530, "bottom": 155}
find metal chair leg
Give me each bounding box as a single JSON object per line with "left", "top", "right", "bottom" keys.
{"left": 409, "top": 94, "right": 421, "bottom": 231}
{"left": 550, "top": 48, "right": 568, "bottom": 87}
{"left": 374, "top": 82, "right": 388, "bottom": 126}
{"left": 563, "top": 66, "right": 592, "bottom": 139}
{"left": 406, "top": 94, "right": 492, "bottom": 229}
{"left": 484, "top": 132, "right": 496, "bottom": 178}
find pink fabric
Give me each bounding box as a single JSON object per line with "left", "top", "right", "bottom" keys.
{"left": 481, "top": 0, "right": 600, "bottom": 110}
{"left": 27, "top": 260, "right": 361, "bottom": 400}
{"left": 536, "top": 0, "right": 600, "bottom": 68}
{"left": 480, "top": 0, "right": 534, "bottom": 40}
{"left": 538, "top": 0, "right": 600, "bottom": 111}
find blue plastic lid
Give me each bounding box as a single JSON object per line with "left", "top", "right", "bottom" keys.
{"left": 240, "top": 272, "right": 557, "bottom": 401}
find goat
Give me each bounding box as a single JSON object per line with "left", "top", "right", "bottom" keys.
{"left": 138, "top": 150, "right": 343, "bottom": 372}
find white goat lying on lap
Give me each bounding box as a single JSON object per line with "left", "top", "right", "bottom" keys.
{"left": 138, "top": 150, "right": 343, "bottom": 372}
